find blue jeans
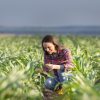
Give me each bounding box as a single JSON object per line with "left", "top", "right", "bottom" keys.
{"left": 54, "top": 65, "right": 66, "bottom": 82}
{"left": 44, "top": 67, "right": 67, "bottom": 90}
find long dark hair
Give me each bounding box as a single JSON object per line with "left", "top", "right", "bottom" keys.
{"left": 42, "top": 35, "right": 63, "bottom": 55}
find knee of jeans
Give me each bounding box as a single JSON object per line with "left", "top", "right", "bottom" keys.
{"left": 44, "top": 77, "right": 58, "bottom": 90}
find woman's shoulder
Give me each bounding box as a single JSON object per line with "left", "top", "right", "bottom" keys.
{"left": 58, "top": 48, "right": 71, "bottom": 54}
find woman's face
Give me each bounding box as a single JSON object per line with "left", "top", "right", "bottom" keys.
{"left": 43, "top": 42, "right": 57, "bottom": 54}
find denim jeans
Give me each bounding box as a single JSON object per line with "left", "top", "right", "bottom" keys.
{"left": 54, "top": 65, "right": 66, "bottom": 82}
{"left": 44, "top": 66, "right": 66, "bottom": 90}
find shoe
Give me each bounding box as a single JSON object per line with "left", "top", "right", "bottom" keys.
{"left": 55, "top": 88, "right": 64, "bottom": 95}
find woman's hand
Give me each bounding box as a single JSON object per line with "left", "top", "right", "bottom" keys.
{"left": 45, "top": 64, "right": 54, "bottom": 70}
{"left": 45, "top": 64, "right": 60, "bottom": 70}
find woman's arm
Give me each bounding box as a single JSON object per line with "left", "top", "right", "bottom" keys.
{"left": 62, "top": 49, "right": 74, "bottom": 70}
{"left": 43, "top": 49, "right": 74, "bottom": 71}
{"left": 46, "top": 49, "right": 74, "bottom": 70}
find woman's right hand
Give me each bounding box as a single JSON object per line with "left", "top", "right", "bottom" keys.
{"left": 45, "top": 64, "right": 54, "bottom": 70}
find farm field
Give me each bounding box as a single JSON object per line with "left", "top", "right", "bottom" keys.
{"left": 0, "top": 34, "right": 100, "bottom": 100}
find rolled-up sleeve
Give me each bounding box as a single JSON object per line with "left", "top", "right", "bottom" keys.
{"left": 62, "top": 49, "right": 74, "bottom": 70}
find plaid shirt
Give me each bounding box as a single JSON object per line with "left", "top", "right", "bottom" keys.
{"left": 43, "top": 48, "right": 74, "bottom": 72}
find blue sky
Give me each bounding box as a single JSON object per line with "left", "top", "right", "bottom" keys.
{"left": 0, "top": 0, "right": 100, "bottom": 27}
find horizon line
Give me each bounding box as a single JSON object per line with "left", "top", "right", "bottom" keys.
{"left": 0, "top": 25, "right": 100, "bottom": 28}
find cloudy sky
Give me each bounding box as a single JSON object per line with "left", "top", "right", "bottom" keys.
{"left": 0, "top": 0, "right": 100, "bottom": 27}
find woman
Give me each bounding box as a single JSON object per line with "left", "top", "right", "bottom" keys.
{"left": 42, "top": 35, "right": 74, "bottom": 95}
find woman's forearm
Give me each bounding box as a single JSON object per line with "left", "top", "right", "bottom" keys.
{"left": 53, "top": 65, "right": 60, "bottom": 69}
{"left": 45, "top": 64, "right": 65, "bottom": 70}
{"left": 53, "top": 64, "right": 65, "bottom": 70}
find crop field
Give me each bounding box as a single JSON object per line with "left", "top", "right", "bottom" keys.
{"left": 0, "top": 34, "right": 100, "bottom": 100}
